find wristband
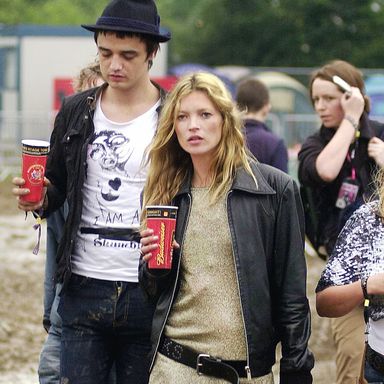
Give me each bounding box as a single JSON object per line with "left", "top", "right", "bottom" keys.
{"left": 344, "top": 115, "right": 359, "bottom": 130}
{"left": 361, "top": 275, "right": 369, "bottom": 299}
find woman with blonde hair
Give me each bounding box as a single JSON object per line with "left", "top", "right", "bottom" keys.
{"left": 139, "top": 72, "right": 314, "bottom": 383}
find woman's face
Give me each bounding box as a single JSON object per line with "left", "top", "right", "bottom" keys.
{"left": 175, "top": 90, "right": 223, "bottom": 163}
{"left": 311, "top": 78, "right": 345, "bottom": 128}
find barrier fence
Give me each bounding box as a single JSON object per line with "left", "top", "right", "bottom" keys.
{"left": 1, "top": 112, "right": 383, "bottom": 182}
{"left": 0, "top": 111, "right": 55, "bottom": 181}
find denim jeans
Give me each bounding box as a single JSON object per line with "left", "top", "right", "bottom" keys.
{"left": 38, "top": 321, "right": 61, "bottom": 384}
{"left": 365, "top": 359, "right": 384, "bottom": 383}
{"left": 58, "top": 273, "right": 155, "bottom": 384}
{"left": 43, "top": 205, "right": 67, "bottom": 327}
{"left": 39, "top": 284, "right": 62, "bottom": 384}
{"left": 39, "top": 205, "right": 66, "bottom": 384}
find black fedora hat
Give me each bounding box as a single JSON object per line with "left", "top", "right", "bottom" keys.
{"left": 82, "top": 0, "right": 171, "bottom": 42}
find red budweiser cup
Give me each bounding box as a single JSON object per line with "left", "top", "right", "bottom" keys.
{"left": 21, "top": 139, "right": 50, "bottom": 203}
{"left": 146, "top": 205, "right": 178, "bottom": 269}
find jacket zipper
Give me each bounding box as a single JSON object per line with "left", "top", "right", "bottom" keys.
{"left": 116, "top": 281, "right": 123, "bottom": 298}
{"left": 227, "top": 190, "right": 251, "bottom": 379}
{"left": 149, "top": 193, "right": 192, "bottom": 371}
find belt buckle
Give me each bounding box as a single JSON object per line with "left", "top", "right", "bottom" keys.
{"left": 196, "top": 353, "right": 211, "bottom": 375}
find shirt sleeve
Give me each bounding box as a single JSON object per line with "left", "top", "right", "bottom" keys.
{"left": 298, "top": 133, "right": 327, "bottom": 187}
{"left": 316, "top": 205, "right": 373, "bottom": 292}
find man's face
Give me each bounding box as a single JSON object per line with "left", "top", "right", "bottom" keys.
{"left": 97, "top": 32, "right": 153, "bottom": 92}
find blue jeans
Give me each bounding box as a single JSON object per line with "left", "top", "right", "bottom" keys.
{"left": 43, "top": 205, "right": 68, "bottom": 328}
{"left": 39, "top": 284, "right": 62, "bottom": 384}
{"left": 39, "top": 205, "right": 66, "bottom": 384}
{"left": 38, "top": 322, "right": 61, "bottom": 384}
{"left": 39, "top": 285, "right": 117, "bottom": 384}
{"left": 58, "top": 274, "right": 154, "bottom": 384}
{"left": 365, "top": 359, "right": 384, "bottom": 383}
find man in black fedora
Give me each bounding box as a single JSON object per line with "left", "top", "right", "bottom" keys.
{"left": 12, "top": 0, "right": 171, "bottom": 383}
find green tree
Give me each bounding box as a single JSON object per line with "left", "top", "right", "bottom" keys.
{"left": 158, "top": 0, "right": 384, "bottom": 68}
{"left": 0, "top": 0, "right": 106, "bottom": 25}
{"left": 2, "top": 0, "right": 384, "bottom": 68}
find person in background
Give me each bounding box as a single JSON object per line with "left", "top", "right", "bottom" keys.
{"left": 236, "top": 77, "right": 288, "bottom": 173}
{"left": 298, "top": 59, "right": 384, "bottom": 384}
{"left": 316, "top": 165, "right": 384, "bottom": 383}
{"left": 12, "top": 0, "right": 171, "bottom": 382}
{"left": 38, "top": 59, "right": 104, "bottom": 384}
{"left": 72, "top": 60, "right": 104, "bottom": 93}
{"left": 139, "top": 72, "right": 314, "bottom": 383}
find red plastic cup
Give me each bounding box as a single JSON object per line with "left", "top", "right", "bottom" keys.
{"left": 146, "top": 205, "right": 178, "bottom": 269}
{"left": 21, "top": 139, "right": 50, "bottom": 203}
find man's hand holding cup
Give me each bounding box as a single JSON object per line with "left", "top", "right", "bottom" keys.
{"left": 12, "top": 139, "right": 50, "bottom": 212}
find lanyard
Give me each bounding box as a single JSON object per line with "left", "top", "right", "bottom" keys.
{"left": 346, "top": 132, "right": 360, "bottom": 180}
{"left": 25, "top": 209, "right": 43, "bottom": 255}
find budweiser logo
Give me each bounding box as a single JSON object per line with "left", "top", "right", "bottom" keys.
{"left": 156, "top": 222, "right": 166, "bottom": 266}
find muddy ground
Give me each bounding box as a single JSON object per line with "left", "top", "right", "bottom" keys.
{"left": 0, "top": 181, "right": 46, "bottom": 383}
{"left": 0, "top": 180, "right": 336, "bottom": 383}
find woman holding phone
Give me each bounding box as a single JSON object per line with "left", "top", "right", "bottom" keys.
{"left": 298, "top": 59, "right": 384, "bottom": 384}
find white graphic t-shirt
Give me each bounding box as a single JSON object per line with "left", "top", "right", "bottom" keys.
{"left": 71, "top": 96, "right": 160, "bottom": 282}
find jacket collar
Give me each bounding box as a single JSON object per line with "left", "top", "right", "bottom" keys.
{"left": 244, "top": 118, "right": 270, "bottom": 132}
{"left": 358, "top": 112, "right": 376, "bottom": 139}
{"left": 175, "top": 161, "right": 276, "bottom": 198}
{"left": 86, "top": 80, "right": 168, "bottom": 112}
{"left": 232, "top": 162, "right": 276, "bottom": 195}
{"left": 86, "top": 82, "right": 107, "bottom": 110}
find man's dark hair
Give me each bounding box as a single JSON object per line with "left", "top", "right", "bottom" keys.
{"left": 236, "top": 78, "right": 270, "bottom": 113}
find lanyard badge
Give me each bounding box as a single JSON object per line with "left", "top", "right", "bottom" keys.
{"left": 335, "top": 178, "right": 359, "bottom": 209}
{"left": 335, "top": 142, "right": 360, "bottom": 209}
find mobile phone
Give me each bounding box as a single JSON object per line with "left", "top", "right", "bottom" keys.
{"left": 332, "top": 75, "right": 352, "bottom": 93}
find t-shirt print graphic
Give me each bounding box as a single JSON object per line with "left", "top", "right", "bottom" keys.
{"left": 89, "top": 129, "right": 134, "bottom": 203}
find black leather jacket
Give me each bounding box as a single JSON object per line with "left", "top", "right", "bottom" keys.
{"left": 44, "top": 83, "right": 167, "bottom": 286}
{"left": 139, "top": 162, "right": 314, "bottom": 382}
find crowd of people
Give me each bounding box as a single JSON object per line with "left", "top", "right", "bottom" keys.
{"left": 10, "top": 0, "right": 384, "bottom": 383}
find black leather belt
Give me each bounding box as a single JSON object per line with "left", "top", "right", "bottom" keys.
{"left": 159, "top": 337, "right": 251, "bottom": 383}
{"left": 366, "top": 344, "right": 384, "bottom": 375}
{"left": 80, "top": 227, "right": 140, "bottom": 242}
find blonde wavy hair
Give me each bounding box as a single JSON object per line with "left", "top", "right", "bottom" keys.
{"left": 141, "top": 72, "right": 256, "bottom": 223}
{"left": 72, "top": 60, "right": 103, "bottom": 93}
{"left": 373, "top": 166, "right": 384, "bottom": 218}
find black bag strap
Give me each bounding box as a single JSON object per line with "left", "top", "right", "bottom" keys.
{"left": 300, "top": 185, "right": 326, "bottom": 259}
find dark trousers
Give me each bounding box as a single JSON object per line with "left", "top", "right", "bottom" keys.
{"left": 365, "top": 360, "right": 384, "bottom": 383}
{"left": 58, "top": 273, "right": 155, "bottom": 384}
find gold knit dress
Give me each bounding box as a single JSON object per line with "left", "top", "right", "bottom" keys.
{"left": 149, "top": 188, "right": 274, "bottom": 384}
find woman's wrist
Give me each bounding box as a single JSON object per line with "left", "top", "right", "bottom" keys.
{"left": 344, "top": 115, "right": 359, "bottom": 130}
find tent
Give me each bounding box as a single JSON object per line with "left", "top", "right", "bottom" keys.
{"left": 253, "top": 71, "right": 313, "bottom": 115}
{"left": 169, "top": 63, "right": 236, "bottom": 96}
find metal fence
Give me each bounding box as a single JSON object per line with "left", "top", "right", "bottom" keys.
{"left": 0, "top": 111, "right": 55, "bottom": 181}
{"left": 1, "top": 111, "right": 383, "bottom": 182}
